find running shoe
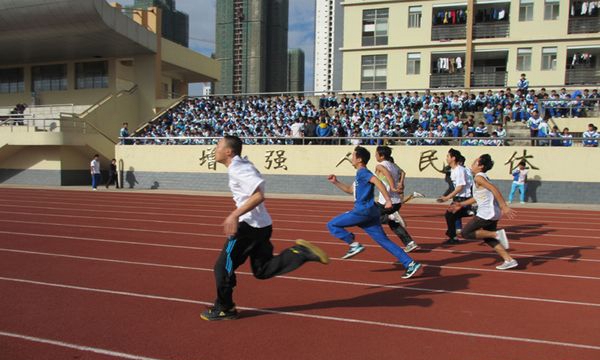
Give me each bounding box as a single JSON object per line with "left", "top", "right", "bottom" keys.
{"left": 495, "top": 259, "right": 518, "bottom": 270}
{"left": 201, "top": 306, "right": 239, "bottom": 321}
{"left": 412, "top": 191, "right": 425, "bottom": 198}
{"left": 443, "top": 238, "right": 460, "bottom": 245}
{"left": 295, "top": 239, "right": 330, "bottom": 264}
{"left": 496, "top": 229, "right": 509, "bottom": 249}
{"left": 401, "top": 261, "right": 422, "bottom": 279}
{"left": 404, "top": 241, "right": 419, "bottom": 253}
{"left": 388, "top": 211, "right": 406, "bottom": 228}
{"left": 341, "top": 243, "right": 365, "bottom": 259}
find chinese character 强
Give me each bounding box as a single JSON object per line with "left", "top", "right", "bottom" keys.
{"left": 265, "top": 150, "right": 288, "bottom": 170}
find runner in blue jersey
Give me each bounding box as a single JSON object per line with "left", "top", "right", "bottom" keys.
{"left": 327, "top": 146, "right": 421, "bottom": 279}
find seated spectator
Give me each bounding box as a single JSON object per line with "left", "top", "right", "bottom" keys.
{"left": 474, "top": 122, "right": 489, "bottom": 137}
{"left": 549, "top": 125, "right": 562, "bottom": 147}
{"left": 461, "top": 132, "right": 479, "bottom": 146}
{"left": 560, "top": 127, "right": 573, "bottom": 147}
{"left": 583, "top": 124, "right": 599, "bottom": 147}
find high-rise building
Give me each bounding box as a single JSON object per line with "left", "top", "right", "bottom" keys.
{"left": 288, "top": 49, "right": 305, "bottom": 93}
{"left": 215, "top": 0, "right": 289, "bottom": 95}
{"left": 314, "top": 0, "right": 344, "bottom": 93}
{"left": 130, "top": 0, "right": 189, "bottom": 47}
{"left": 341, "top": 0, "right": 600, "bottom": 91}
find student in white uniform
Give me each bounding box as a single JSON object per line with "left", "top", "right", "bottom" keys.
{"left": 201, "top": 136, "right": 329, "bottom": 321}
{"left": 437, "top": 149, "right": 473, "bottom": 245}
{"left": 374, "top": 146, "right": 419, "bottom": 253}
{"left": 449, "top": 154, "right": 518, "bottom": 270}
{"left": 90, "top": 154, "right": 101, "bottom": 191}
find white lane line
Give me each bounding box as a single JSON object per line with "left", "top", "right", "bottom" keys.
{"left": 3, "top": 191, "right": 600, "bottom": 217}
{"left": 1, "top": 212, "right": 600, "bottom": 241}
{"left": 2, "top": 200, "right": 600, "bottom": 225}
{"left": 0, "top": 331, "right": 170, "bottom": 360}
{"left": 0, "top": 218, "right": 596, "bottom": 254}
{"left": 1, "top": 247, "right": 600, "bottom": 305}
{"left": 2, "top": 229, "right": 600, "bottom": 265}
{"left": 1, "top": 277, "right": 599, "bottom": 351}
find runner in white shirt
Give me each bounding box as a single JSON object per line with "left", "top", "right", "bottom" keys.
{"left": 90, "top": 154, "right": 101, "bottom": 191}
{"left": 374, "top": 146, "right": 419, "bottom": 253}
{"left": 436, "top": 149, "right": 473, "bottom": 245}
{"left": 202, "top": 135, "right": 329, "bottom": 321}
{"left": 449, "top": 154, "right": 518, "bottom": 270}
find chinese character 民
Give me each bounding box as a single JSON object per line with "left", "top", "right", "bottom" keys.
{"left": 199, "top": 147, "right": 217, "bottom": 171}
{"left": 265, "top": 150, "right": 288, "bottom": 170}
{"left": 504, "top": 150, "right": 539, "bottom": 173}
{"left": 336, "top": 152, "right": 352, "bottom": 168}
{"left": 418, "top": 150, "right": 445, "bottom": 173}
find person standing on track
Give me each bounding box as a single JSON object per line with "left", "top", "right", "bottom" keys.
{"left": 326, "top": 146, "right": 421, "bottom": 279}
{"left": 373, "top": 146, "right": 419, "bottom": 253}
{"left": 201, "top": 135, "right": 329, "bottom": 321}
{"left": 90, "top": 154, "right": 101, "bottom": 191}
{"left": 448, "top": 154, "right": 518, "bottom": 270}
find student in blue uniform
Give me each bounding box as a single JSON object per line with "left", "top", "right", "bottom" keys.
{"left": 326, "top": 146, "right": 421, "bottom": 279}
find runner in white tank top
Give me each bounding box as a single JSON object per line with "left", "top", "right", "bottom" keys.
{"left": 450, "top": 154, "right": 518, "bottom": 270}
{"left": 472, "top": 172, "right": 501, "bottom": 221}
{"left": 374, "top": 146, "right": 419, "bottom": 253}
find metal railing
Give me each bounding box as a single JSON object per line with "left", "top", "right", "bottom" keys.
{"left": 568, "top": 16, "right": 600, "bottom": 34}
{"left": 430, "top": 73, "right": 465, "bottom": 88}
{"left": 473, "top": 22, "right": 510, "bottom": 39}
{"left": 118, "top": 136, "right": 598, "bottom": 147}
{"left": 431, "top": 24, "right": 466, "bottom": 41}
{"left": 539, "top": 98, "right": 600, "bottom": 119}
{"left": 0, "top": 114, "right": 96, "bottom": 134}
{"left": 471, "top": 72, "right": 507, "bottom": 87}
{"left": 565, "top": 68, "right": 600, "bottom": 86}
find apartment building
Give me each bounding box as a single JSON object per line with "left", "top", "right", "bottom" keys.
{"left": 341, "top": 0, "right": 600, "bottom": 91}
{"left": 314, "top": 0, "right": 344, "bottom": 92}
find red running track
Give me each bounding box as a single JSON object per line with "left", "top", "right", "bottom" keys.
{"left": 0, "top": 187, "right": 599, "bottom": 360}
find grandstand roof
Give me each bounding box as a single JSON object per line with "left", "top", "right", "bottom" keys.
{"left": 0, "top": 0, "right": 157, "bottom": 65}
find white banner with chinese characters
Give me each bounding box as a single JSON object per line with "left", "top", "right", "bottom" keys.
{"left": 115, "top": 145, "right": 600, "bottom": 183}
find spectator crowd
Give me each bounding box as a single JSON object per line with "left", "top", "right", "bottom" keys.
{"left": 130, "top": 85, "right": 599, "bottom": 147}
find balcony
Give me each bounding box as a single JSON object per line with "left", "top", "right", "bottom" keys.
{"left": 431, "top": 24, "right": 466, "bottom": 41}
{"left": 473, "top": 22, "right": 510, "bottom": 39}
{"left": 471, "top": 72, "right": 507, "bottom": 87}
{"left": 568, "top": 17, "right": 600, "bottom": 34}
{"left": 565, "top": 68, "right": 600, "bottom": 85}
{"left": 430, "top": 73, "right": 465, "bottom": 88}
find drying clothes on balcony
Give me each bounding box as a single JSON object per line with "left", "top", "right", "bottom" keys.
{"left": 436, "top": 57, "right": 463, "bottom": 73}
{"left": 571, "top": 53, "right": 594, "bottom": 66}
{"left": 475, "top": 8, "right": 508, "bottom": 22}
{"left": 571, "top": 1, "right": 599, "bottom": 17}
{"left": 434, "top": 9, "right": 467, "bottom": 25}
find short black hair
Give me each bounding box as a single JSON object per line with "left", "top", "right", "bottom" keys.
{"left": 518, "top": 160, "right": 526, "bottom": 167}
{"left": 354, "top": 146, "right": 371, "bottom": 165}
{"left": 223, "top": 135, "right": 243, "bottom": 156}
{"left": 448, "top": 148, "right": 461, "bottom": 161}
{"left": 479, "top": 154, "right": 494, "bottom": 172}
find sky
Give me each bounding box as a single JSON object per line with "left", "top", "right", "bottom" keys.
{"left": 119, "top": 0, "right": 315, "bottom": 95}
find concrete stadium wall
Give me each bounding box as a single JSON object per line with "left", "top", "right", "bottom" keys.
{"left": 114, "top": 145, "right": 600, "bottom": 204}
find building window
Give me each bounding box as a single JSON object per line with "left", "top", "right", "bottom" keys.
{"left": 541, "top": 47, "right": 557, "bottom": 70}
{"left": 544, "top": 0, "right": 559, "bottom": 20}
{"left": 519, "top": 0, "right": 534, "bottom": 21}
{"left": 517, "top": 48, "right": 532, "bottom": 71}
{"left": 32, "top": 64, "right": 67, "bottom": 92}
{"left": 0, "top": 67, "right": 24, "bottom": 94}
{"left": 362, "top": 9, "right": 389, "bottom": 46}
{"left": 361, "top": 55, "right": 387, "bottom": 90}
{"left": 408, "top": 6, "right": 422, "bottom": 28}
{"left": 407, "top": 53, "right": 421, "bottom": 74}
{"left": 76, "top": 61, "right": 108, "bottom": 89}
